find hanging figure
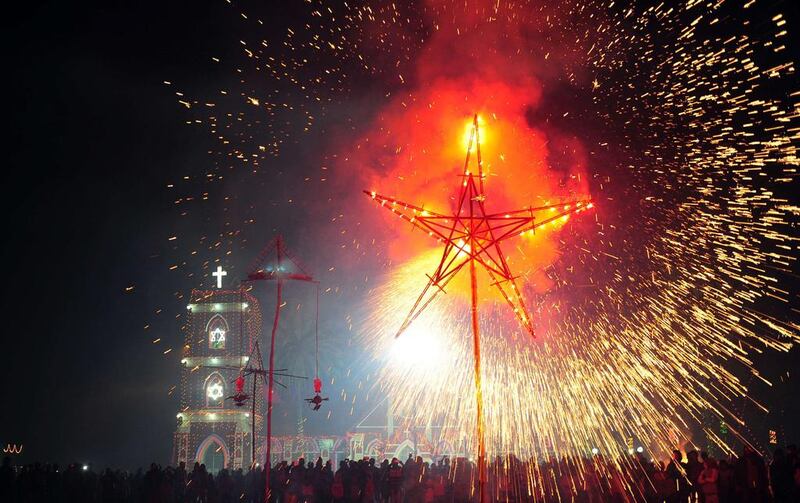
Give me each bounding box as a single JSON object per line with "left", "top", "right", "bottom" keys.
{"left": 305, "top": 377, "right": 329, "bottom": 411}
{"left": 228, "top": 373, "right": 250, "bottom": 407}
{"left": 304, "top": 283, "right": 328, "bottom": 411}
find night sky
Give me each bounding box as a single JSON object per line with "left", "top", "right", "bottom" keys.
{"left": 4, "top": 0, "right": 243, "bottom": 468}
{"left": 3, "top": 0, "right": 800, "bottom": 470}
{"left": 4, "top": 0, "right": 391, "bottom": 469}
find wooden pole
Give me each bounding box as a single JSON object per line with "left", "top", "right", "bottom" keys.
{"left": 251, "top": 365, "right": 257, "bottom": 469}
{"left": 264, "top": 240, "right": 283, "bottom": 502}
{"left": 470, "top": 254, "right": 486, "bottom": 503}
{"left": 468, "top": 163, "right": 486, "bottom": 503}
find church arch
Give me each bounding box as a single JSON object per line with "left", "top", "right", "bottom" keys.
{"left": 196, "top": 434, "right": 229, "bottom": 474}
{"left": 296, "top": 438, "right": 320, "bottom": 460}
{"left": 365, "top": 439, "right": 381, "bottom": 458}
{"left": 393, "top": 439, "right": 415, "bottom": 461}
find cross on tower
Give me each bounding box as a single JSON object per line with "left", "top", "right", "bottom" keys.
{"left": 364, "top": 114, "right": 595, "bottom": 502}
{"left": 212, "top": 265, "right": 227, "bottom": 289}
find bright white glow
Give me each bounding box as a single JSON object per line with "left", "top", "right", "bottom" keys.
{"left": 371, "top": 270, "right": 461, "bottom": 406}
{"left": 82, "top": 465, "right": 89, "bottom": 471}
{"left": 208, "top": 413, "right": 218, "bottom": 420}
{"left": 187, "top": 304, "right": 193, "bottom": 311}
{"left": 176, "top": 413, "right": 183, "bottom": 418}
{"left": 242, "top": 303, "right": 249, "bottom": 309}
{"left": 636, "top": 446, "right": 644, "bottom": 453}
{"left": 180, "top": 358, "right": 187, "bottom": 365}
{"left": 207, "top": 382, "right": 224, "bottom": 401}
{"left": 461, "top": 116, "right": 486, "bottom": 152}
{"left": 212, "top": 266, "right": 227, "bottom": 288}
{"left": 213, "top": 303, "right": 222, "bottom": 311}
{"left": 244, "top": 413, "right": 250, "bottom": 417}
{"left": 591, "top": 448, "right": 599, "bottom": 455}
{"left": 454, "top": 239, "right": 471, "bottom": 257}
{"left": 388, "top": 324, "right": 447, "bottom": 369}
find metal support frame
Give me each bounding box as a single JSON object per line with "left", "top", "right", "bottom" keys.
{"left": 245, "top": 236, "right": 316, "bottom": 502}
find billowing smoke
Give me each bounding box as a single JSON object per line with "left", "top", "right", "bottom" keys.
{"left": 341, "top": 1, "right": 593, "bottom": 302}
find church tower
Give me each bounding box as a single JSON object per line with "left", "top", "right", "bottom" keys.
{"left": 173, "top": 279, "right": 263, "bottom": 473}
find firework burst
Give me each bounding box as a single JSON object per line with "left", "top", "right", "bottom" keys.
{"left": 166, "top": 0, "right": 800, "bottom": 472}
{"left": 352, "top": 0, "right": 800, "bottom": 467}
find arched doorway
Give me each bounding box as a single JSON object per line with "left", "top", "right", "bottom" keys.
{"left": 365, "top": 439, "right": 381, "bottom": 459}
{"left": 393, "top": 439, "right": 415, "bottom": 462}
{"left": 196, "top": 434, "right": 229, "bottom": 474}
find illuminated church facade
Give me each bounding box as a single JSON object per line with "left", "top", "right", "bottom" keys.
{"left": 173, "top": 287, "right": 263, "bottom": 472}
{"left": 173, "top": 271, "right": 464, "bottom": 472}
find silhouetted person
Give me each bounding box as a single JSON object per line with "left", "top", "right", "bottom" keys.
{"left": 684, "top": 450, "right": 703, "bottom": 501}
{"left": 769, "top": 449, "right": 792, "bottom": 502}
{"left": 698, "top": 457, "right": 719, "bottom": 503}
{"left": 387, "top": 457, "right": 404, "bottom": 503}
{"left": 717, "top": 459, "right": 735, "bottom": 503}
{"left": 666, "top": 450, "right": 685, "bottom": 503}
{"left": 735, "top": 446, "right": 768, "bottom": 503}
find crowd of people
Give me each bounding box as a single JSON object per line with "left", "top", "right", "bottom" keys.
{"left": 1, "top": 444, "right": 799, "bottom": 502}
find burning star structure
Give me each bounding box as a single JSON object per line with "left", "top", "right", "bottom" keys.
{"left": 364, "top": 114, "right": 594, "bottom": 500}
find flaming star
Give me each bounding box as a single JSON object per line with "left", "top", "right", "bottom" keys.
{"left": 364, "top": 115, "right": 594, "bottom": 338}
{"left": 364, "top": 114, "right": 594, "bottom": 500}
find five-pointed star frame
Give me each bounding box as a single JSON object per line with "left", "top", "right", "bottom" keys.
{"left": 364, "top": 115, "right": 594, "bottom": 337}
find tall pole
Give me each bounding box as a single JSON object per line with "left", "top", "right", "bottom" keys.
{"left": 240, "top": 285, "right": 258, "bottom": 471}
{"left": 251, "top": 367, "right": 257, "bottom": 469}
{"left": 470, "top": 114, "right": 487, "bottom": 503}
{"left": 470, "top": 257, "right": 486, "bottom": 503}
{"left": 265, "top": 240, "right": 283, "bottom": 502}
{"left": 245, "top": 235, "right": 315, "bottom": 501}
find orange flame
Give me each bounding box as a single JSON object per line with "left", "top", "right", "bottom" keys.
{"left": 358, "top": 84, "right": 590, "bottom": 304}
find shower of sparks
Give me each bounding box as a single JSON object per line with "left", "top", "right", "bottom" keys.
{"left": 159, "top": 0, "right": 800, "bottom": 496}
{"left": 352, "top": 0, "right": 799, "bottom": 466}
